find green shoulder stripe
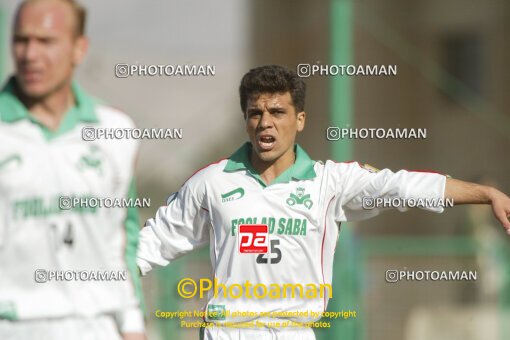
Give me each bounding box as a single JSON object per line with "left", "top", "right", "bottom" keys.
{"left": 124, "top": 178, "right": 146, "bottom": 312}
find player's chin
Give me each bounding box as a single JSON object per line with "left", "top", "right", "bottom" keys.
{"left": 254, "top": 149, "right": 279, "bottom": 163}
{"left": 19, "top": 82, "right": 49, "bottom": 99}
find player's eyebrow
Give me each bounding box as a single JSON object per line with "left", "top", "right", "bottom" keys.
{"left": 262, "top": 104, "right": 287, "bottom": 114}
{"left": 246, "top": 105, "right": 286, "bottom": 116}
{"left": 246, "top": 107, "right": 263, "bottom": 116}
{"left": 267, "top": 106, "right": 285, "bottom": 112}
{"left": 13, "top": 33, "right": 29, "bottom": 40}
{"left": 13, "top": 32, "right": 58, "bottom": 43}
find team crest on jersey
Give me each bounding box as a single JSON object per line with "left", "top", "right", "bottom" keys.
{"left": 221, "top": 187, "right": 245, "bottom": 203}
{"left": 77, "top": 145, "right": 103, "bottom": 175}
{"left": 286, "top": 187, "right": 313, "bottom": 209}
{"left": 0, "top": 154, "right": 22, "bottom": 172}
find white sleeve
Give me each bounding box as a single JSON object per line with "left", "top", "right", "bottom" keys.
{"left": 136, "top": 180, "right": 210, "bottom": 276}
{"left": 333, "top": 162, "right": 447, "bottom": 222}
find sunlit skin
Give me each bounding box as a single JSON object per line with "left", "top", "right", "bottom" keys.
{"left": 12, "top": 0, "right": 88, "bottom": 130}
{"left": 245, "top": 92, "right": 305, "bottom": 185}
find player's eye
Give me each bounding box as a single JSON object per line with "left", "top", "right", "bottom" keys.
{"left": 13, "top": 36, "right": 28, "bottom": 44}
{"left": 247, "top": 110, "right": 262, "bottom": 118}
{"left": 270, "top": 109, "right": 285, "bottom": 115}
{"left": 38, "top": 37, "right": 56, "bottom": 45}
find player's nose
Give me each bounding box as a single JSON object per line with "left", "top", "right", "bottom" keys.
{"left": 258, "top": 111, "right": 274, "bottom": 129}
{"left": 22, "top": 39, "right": 40, "bottom": 62}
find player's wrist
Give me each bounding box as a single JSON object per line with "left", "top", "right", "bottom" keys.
{"left": 486, "top": 186, "right": 502, "bottom": 204}
{"left": 122, "top": 332, "right": 147, "bottom": 340}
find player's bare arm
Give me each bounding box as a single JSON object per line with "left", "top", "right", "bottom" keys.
{"left": 445, "top": 177, "right": 510, "bottom": 232}
{"left": 122, "top": 333, "right": 147, "bottom": 340}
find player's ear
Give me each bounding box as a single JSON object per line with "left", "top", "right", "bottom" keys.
{"left": 72, "top": 36, "right": 89, "bottom": 66}
{"left": 296, "top": 111, "right": 306, "bottom": 132}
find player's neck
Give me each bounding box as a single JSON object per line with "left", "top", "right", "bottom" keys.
{"left": 17, "top": 81, "right": 75, "bottom": 132}
{"left": 251, "top": 149, "right": 296, "bottom": 185}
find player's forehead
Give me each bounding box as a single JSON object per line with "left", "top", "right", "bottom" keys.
{"left": 246, "top": 92, "right": 294, "bottom": 111}
{"left": 14, "top": 0, "right": 75, "bottom": 39}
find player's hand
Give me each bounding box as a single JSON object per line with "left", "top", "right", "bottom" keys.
{"left": 488, "top": 188, "right": 510, "bottom": 234}
{"left": 122, "top": 333, "right": 147, "bottom": 340}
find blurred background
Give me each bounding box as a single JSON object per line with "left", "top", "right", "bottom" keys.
{"left": 1, "top": 0, "right": 509, "bottom": 339}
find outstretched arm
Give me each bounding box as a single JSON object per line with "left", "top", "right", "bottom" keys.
{"left": 445, "top": 177, "right": 510, "bottom": 233}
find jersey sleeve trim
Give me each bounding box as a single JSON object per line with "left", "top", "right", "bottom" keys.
{"left": 321, "top": 195, "right": 336, "bottom": 312}
{"left": 182, "top": 158, "right": 227, "bottom": 186}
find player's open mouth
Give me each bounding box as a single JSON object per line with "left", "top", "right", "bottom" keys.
{"left": 257, "top": 135, "right": 276, "bottom": 151}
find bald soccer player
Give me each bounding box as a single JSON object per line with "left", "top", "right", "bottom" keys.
{"left": 0, "top": 1, "right": 145, "bottom": 339}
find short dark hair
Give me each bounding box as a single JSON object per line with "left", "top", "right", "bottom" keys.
{"left": 16, "top": 0, "right": 87, "bottom": 37}
{"left": 239, "top": 65, "right": 306, "bottom": 114}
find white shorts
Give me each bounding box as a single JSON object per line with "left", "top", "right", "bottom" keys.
{"left": 0, "top": 315, "right": 122, "bottom": 340}
{"left": 201, "top": 326, "right": 316, "bottom": 340}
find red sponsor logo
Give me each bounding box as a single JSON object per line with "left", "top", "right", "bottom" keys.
{"left": 238, "top": 224, "right": 268, "bottom": 254}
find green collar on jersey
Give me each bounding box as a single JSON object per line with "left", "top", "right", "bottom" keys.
{"left": 224, "top": 142, "right": 316, "bottom": 187}
{"left": 0, "top": 76, "right": 99, "bottom": 140}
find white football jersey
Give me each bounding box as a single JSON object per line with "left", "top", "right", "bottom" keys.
{"left": 0, "top": 78, "right": 143, "bottom": 331}
{"left": 137, "top": 142, "right": 446, "bottom": 325}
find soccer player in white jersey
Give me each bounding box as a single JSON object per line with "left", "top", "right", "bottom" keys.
{"left": 137, "top": 65, "right": 510, "bottom": 340}
{"left": 0, "top": 1, "right": 145, "bottom": 339}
